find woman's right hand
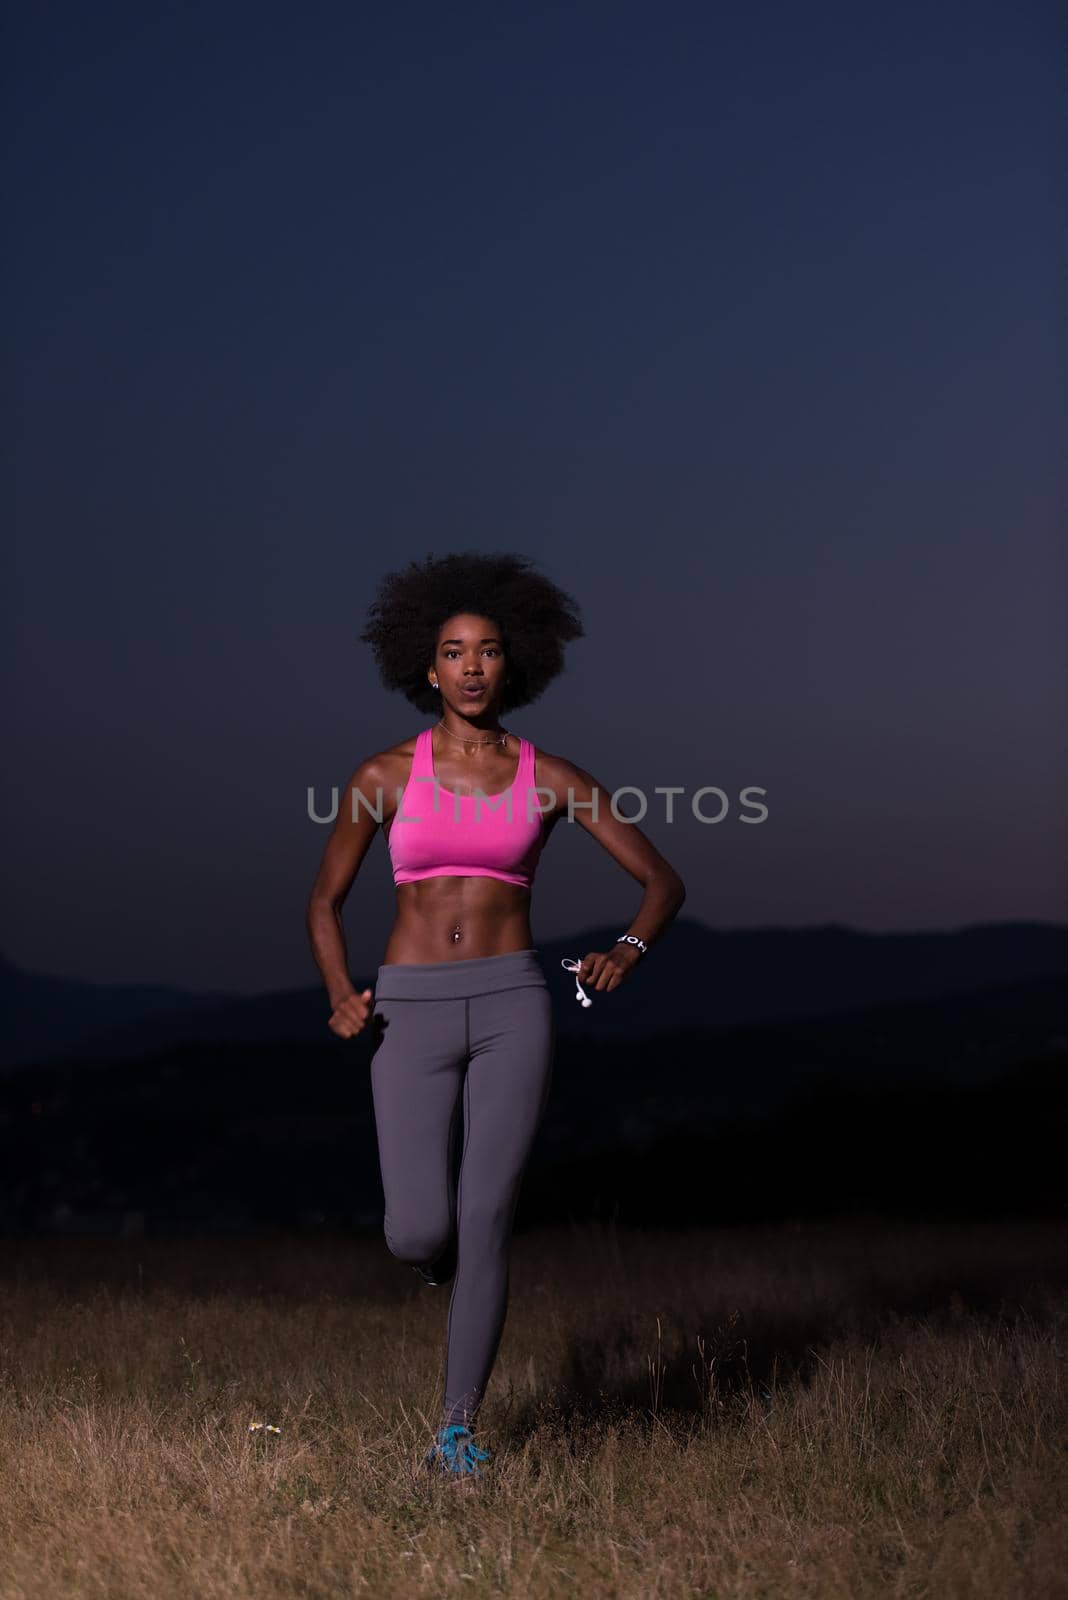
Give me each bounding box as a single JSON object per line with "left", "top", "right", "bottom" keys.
{"left": 328, "top": 987, "right": 374, "bottom": 1038}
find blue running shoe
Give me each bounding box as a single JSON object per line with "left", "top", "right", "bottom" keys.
{"left": 424, "top": 1424, "right": 492, "bottom": 1478}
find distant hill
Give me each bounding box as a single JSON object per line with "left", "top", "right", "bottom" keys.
{"left": 1, "top": 971, "right": 1064, "bottom": 1235}
{"left": 0, "top": 952, "right": 234, "bottom": 1069}
{"left": 2, "top": 918, "right": 1067, "bottom": 1070}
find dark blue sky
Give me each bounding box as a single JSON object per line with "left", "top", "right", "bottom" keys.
{"left": 6, "top": 0, "right": 1066, "bottom": 993}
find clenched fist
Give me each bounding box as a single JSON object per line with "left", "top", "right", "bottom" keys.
{"left": 328, "top": 987, "right": 374, "bottom": 1038}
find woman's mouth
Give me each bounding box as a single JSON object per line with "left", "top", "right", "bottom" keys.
{"left": 461, "top": 684, "right": 486, "bottom": 698}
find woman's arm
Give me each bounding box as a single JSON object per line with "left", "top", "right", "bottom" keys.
{"left": 305, "top": 754, "right": 387, "bottom": 1032}
{"left": 539, "top": 752, "right": 686, "bottom": 993}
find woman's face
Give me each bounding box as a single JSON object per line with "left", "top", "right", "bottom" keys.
{"left": 430, "top": 612, "right": 507, "bottom": 713}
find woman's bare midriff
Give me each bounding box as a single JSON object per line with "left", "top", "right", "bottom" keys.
{"left": 381, "top": 875, "right": 536, "bottom": 964}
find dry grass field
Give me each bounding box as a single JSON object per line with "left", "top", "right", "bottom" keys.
{"left": 1, "top": 1217, "right": 1066, "bottom": 1599}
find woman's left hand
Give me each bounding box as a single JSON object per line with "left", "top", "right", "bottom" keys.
{"left": 575, "top": 945, "right": 642, "bottom": 993}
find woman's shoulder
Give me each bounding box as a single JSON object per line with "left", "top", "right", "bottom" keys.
{"left": 346, "top": 731, "right": 424, "bottom": 796}
{"left": 527, "top": 743, "right": 591, "bottom": 786}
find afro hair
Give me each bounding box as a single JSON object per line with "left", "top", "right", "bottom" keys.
{"left": 360, "top": 550, "right": 584, "bottom": 714}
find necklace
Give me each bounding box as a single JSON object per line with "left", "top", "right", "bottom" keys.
{"left": 435, "top": 718, "right": 509, "bottom": 749}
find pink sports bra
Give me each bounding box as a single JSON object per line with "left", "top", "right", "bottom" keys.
{"left": 386, "top": 727, "right": 547, "bottom": 889}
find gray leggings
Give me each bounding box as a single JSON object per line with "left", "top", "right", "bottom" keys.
{"left": 369, "top": 948, "right": 556, "bottom": 1430}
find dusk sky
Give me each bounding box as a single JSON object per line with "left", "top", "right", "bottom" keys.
{"left": 6, "top": 0, "right": 1066, "bottom": 994}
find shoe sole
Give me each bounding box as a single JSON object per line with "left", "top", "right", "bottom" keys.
{"left": 411, "top": 1234, "right": 457, "bottom": 1287}
{"left": 424, "top": 1457, "right": 486, "bottom": 1487}
{"left": 412, "top": 1266, "right": 452, "bottom": 1287}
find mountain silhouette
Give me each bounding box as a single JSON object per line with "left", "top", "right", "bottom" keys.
{"left": 2, "top": 917, "right": 1067, "bottom": 1070}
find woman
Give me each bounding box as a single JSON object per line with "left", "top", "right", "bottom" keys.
{"left": 305, "top": 551, "right": 686, "bottom": 1481}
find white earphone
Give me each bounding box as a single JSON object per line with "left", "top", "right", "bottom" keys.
{"left": 560, "top": 957, "right": 593, "bottom": 1007}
